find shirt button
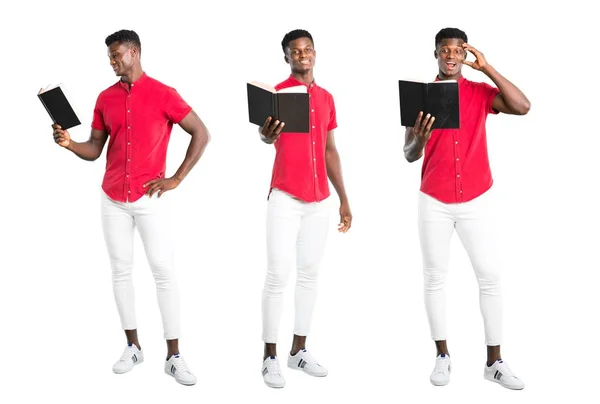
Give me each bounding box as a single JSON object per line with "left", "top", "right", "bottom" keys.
{"left": 313, "top": 158, "right": 316, "bottom": 161}
{"left": 455, "top": 141, "right": 458, "bottom": 144}
{"left": 456, "top": 158, "right": 459, "bottom": 161}
{"left": 128, "top": 126, "right": 131, "bottom": 129}
{"left": 128, "top": 142, "right": 131, "bottom": 145}
{"left": 127, "top": 159, "right": 130, "bottom": 162}
{"left": 127, "top": 175, "right": 129, "bottom": 177}
{"left": 457, "top": 174, "right": 460, "bottom": 177}
{"left": 312, "top": 126, "right": 315, "bottom": 129}
{"left": 128, "top": 110, "right": 130, "bottom": 113}
{"left": 128, "top": 190, "right": 131, "bottom": 193}
{"left": 311, "top": 109, "right": 314, "bottom": 112}
{"left": 315, "top": 174, "right": 317, "bottom": 177}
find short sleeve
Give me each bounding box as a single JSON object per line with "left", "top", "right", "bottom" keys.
{"left": 482, "top": 82, "right": 501, "bottom": 115}
{"left": 163, "top": 87, "right": 193, "bottom": 123}
{"left": 327, "top": 94, "right": 338, "bottom": 131}
{"left": 91, "top": 94, "right": 106, "bottom": 131}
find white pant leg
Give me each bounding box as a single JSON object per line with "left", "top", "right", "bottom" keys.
{"left": 454, "top": 190, "right": 503, "bottom": 346}
{"left": 133, "top": 194, "right": 181, "bottom": 340}
{"left": 262, "top": 190, "right": 302, "bottom": 343}
{"left": 418, "top": 192, "right": 456, "bottom": 341}
{"left": 293, "top": 198, "right": 330, "bottom": 337}
{"left": 101, "top": 192, "right": 137, "bottom": 330}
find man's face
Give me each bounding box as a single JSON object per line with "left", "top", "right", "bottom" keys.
{"left": 285, "top": 37, "right": 316, "bottom": 73}
{"left": 435, "top": 38, "right": 466, "bottom": 76}
{"left": 108, "top": 42, "right": 137, "bottom": 76}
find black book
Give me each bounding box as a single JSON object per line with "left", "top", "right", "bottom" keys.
{"left": 247, "top": 81, "right": 309, "bottom": 133}
{"left": 37, "top": 84, "right": 81, "bottom": 130}
{"left": 398, "top": 79, "right": 459, "bottom": 129}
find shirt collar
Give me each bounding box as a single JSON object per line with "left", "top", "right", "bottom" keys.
{"left": 118, "top": 72, "right": 149, "bottom": 90}
{"left": 286, "top": 74, "right": 317, "bottom": 89}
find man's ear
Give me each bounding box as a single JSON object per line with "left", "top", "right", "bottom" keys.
{"left": 284, "top": 54, "right": 290, "bottom": 64}
{"left": 434, "top": 49, "right": 438, "bottom": 59}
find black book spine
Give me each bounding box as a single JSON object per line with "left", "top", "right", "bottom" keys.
{"left": 273, "top": 93, "right": 279, "bottom": 120}
{"left": 425, "top": 83, "right": 430, "bottom": 115}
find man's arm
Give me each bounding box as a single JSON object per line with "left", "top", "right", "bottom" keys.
{"left": 52, "top": 124, "right": 108, "bottom": 161}
{"left": 144, "top": 110, "right": 210, "bottom": 198}
{"left": 325, "top": 130, "right": 352, "bottom": 232}
{"left": 403, "top": 112, "right": 435, "bottom": 163}
{"left": 462, "top": 43, "right": 531, "bottom": 115}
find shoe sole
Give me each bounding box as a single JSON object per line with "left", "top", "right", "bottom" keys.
{"left": 165, "top": 370, "right": 196, "bottom": 386}
{"left": 264, "top": 380, "right": 285, "bottom": 388}
{"left": 287, "top": 363, "right": 328, "bottom": 377}
{"left": 430, "top": 379, "right": 449, "bottom": 386}
{"left": 484, "top": 375, "right": 524, "bottom": 390}
{"left": 113, "top": 358, "right": 144, "bottom": 374}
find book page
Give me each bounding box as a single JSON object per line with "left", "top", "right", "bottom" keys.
{"left": 248, "top": 81, "right": 276, "bottom": 93}
{"left": 277, "top": 85, "right": 307, "bottom": 93}
{"left": 39, "top": 83, "right": 61, "bottom": 94}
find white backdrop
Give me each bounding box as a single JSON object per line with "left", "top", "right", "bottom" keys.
{"left": 1, "top": 0, "right": 597, "bottom": 403}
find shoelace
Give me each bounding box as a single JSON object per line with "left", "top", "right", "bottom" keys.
{"left": 171, "top": 356, "right": 190, "bottom": 373}
{"left": 266, "top": 358, "right": 282, "bottom": 376}
{"left": 300, "top": 350, "right": 318, "bottom": 365}
{"left": 119, "top": 346, "right": 137, "bottom": 362}
{"left": 434, "top": 357, "right": 450, "bottom": 373}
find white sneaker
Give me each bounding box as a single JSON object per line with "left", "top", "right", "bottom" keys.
{"left": 287, "top": 349, "right": 328, "bottom": 377}
{"left": 430, "top": 354, "right": 451, "bottom": 386}
{"left": 484, "top": 359, "right": 525, "bottom": 390}
{"left": 262, "top": 356, "right": 285, "bottom": 388}
{"left": 112, "top": 343, "right": 143, "bottom": 374}
{"left": 165, "top": 354, "right": 197, "bottom": 386}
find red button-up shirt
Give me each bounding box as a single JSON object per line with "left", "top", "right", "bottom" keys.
{"left": 420, "top": 76, "right": 500, "bottom": 203}
{"left": 270, "top": 76, "right": 337, "bottom": 203}
{"left": 92, "top": 73, "right": 192, "bottom": 202}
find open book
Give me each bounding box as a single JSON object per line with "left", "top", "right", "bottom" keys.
{"left": 37, "top": 84, "right": 81, "bottom": 130}
{"left": 398, "top": 79, "right": 459, "bottom": 129}
{"left": 246, "top": 81, "right": 309, "bottom": 133}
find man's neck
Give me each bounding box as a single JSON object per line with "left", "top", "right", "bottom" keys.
{"left": 121, "top": 66, "right": 144, "bottom": 86}
{"left": 291, "top": 71, "right": 314, "bottom": 86}
{"left": 438, "top": 71, "right": 462, "bottom": 81}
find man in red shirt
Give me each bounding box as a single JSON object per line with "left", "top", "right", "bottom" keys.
{"left": 257, "top": 29, "right": 352, "bottom": 389}
{"left": 403, "top": 28, "right": 530, "bottom": 390}
{"left": 51, "top": 30, "right": 210, "bottom": 386}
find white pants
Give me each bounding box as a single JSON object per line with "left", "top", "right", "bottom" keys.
{"left": 262, "top": 189, "right": 330, "bottom": 344}
{"left": 101, "top": 191, "right": 180, "bottom": 340}
{"left": 418, "top": 189, "right": 502, "bottom": 346}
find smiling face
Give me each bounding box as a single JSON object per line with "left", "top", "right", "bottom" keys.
{"left": 107, "top": 41, "right": 138, "bottom": 77}
{"left": 435, "top": 38, "right": 466, "bottom": 79}
{"left": 285, "top": 37, "right": 316, "bottom": 73}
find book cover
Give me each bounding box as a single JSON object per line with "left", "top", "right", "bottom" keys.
{"left": 398, "top": 80, "right": 459, "bottom": 129}
{"left": 38, "top": 85, "right": 81, "bottom": 130}
{"left": 247, "top": 82, "right": 309, "bottom": 133}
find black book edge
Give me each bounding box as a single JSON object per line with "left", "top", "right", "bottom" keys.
{"left": 37, "top": 90, "right": 57, "bottom": 124}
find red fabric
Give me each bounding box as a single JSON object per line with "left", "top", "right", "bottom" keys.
{"left": 269, "top": 76, "right": 337, "bottom": 202}
{"left": 92, "top": 73, "right": 192, "bottom": 202}
{"left": 420, "top": 76, "right": 500, "bottom": 203}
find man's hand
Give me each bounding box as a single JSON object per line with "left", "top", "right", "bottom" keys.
{"left": 52, "top": 124, "right": 71, "bottom": 148}
{"left": 462, "top": 43, "right": 489, "bottom": 71}
{"left": 143, "top": 177, "right": 181, "bottom": 198}
{"left": 260, "top": 116, "right": 285, "bottom": 144}
{"left": 338, "top": 201, "right": 352, "bottom": 233}
{"left": 412, "top": 111, "right": 436, "bottom": 145}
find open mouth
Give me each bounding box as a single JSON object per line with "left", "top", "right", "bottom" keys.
{"left": 300, "top": 60, "right": 311, "bottom": 65}
{"left": 445, "top": 61, "right": 457, "bottom": 69}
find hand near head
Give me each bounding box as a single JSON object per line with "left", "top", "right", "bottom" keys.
{"left": 52, "top": 124, "right": 71, "bottom": 148}
{"left": 259, "top": 116, "right": 285, "bottom": 144}
{"left": 462, "top": 43, "right": 488, "bottom": 71}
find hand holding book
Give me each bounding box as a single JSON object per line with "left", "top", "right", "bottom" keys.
{"left": 52, "top": 124, "right": 71, "bottom": 149}
{"left": 260, "top": 116, "right": 285, "bottom": 144}
{"left": 411, "top": 111, "right": 436, "bottom": 145}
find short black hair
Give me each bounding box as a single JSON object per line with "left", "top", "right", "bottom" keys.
{"left": 105, "top": 29, "right": 141, "bottom": 53}
{"left": 435, "top": 28, "right": 468, "bottom": 47}
{"left": 281, "top": 29, "right": 313, "bottom": 53}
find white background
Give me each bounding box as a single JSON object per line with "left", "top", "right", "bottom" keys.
{"left": 1, "top": 0, "right": 598, "bottom": 402}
